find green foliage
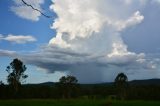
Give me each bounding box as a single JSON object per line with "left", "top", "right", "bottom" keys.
{"left": 1, "top": 83, "right": 160, "bottom": 100}
{"left": 114, "top": 73, "right": 128, "bottom": 100}
{"left": 1, "top": 60, "right": 160, "bottom": 100}
{"left": 0, "top": 100, "right": 160, "bottom": 106}
{"left": 0, "top": 81, "right": 4, "bottom": 86}
{"left": 56, "top": 75, "right": 79, "bottom": 98}
{"left": 114, "top": 73, "right": 128, "bottom": 87}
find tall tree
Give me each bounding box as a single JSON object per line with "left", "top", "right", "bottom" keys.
{"left": 57, "top": 75, "right": 79, "bottom": 98}
{"left": 6, "top": 58, "right": 28, "bottom": 93}
{"left": 114, "top": 72, "right": 128, "bottom": 100}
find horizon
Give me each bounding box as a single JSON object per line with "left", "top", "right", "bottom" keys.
{"left": 1, "top": 0, "right": 160, "bottom": 84}
{"left": 25, "top": 78, "right": 160, "bottom": 85}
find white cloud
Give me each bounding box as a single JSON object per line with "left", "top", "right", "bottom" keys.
{"left": 11, "top": 0, "right": 44, "bottom": 21}
{"left": 47, "top": 0, "right": 158, "bottom": 82}
{"left": 113, "top": 11, "right": 144, "bottom": 31}
{"left": 49, "top": 0, "right": 144, "bottom": 54}
{"left": 0, "top": 34, "right": 36, "bottom": 44}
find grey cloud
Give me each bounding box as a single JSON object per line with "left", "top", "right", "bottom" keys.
{"left": 0, "top": 49, "right": 16, "bottom": 57}
{"left": 1, "top": 44, "right": 158, "bottom": 83}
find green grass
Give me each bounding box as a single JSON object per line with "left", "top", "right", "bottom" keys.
{"left": 0, "top": 99, "right": 160, "bottom": 106}
{"left": 112, "top": 101, "right": 160, "bottom": 106}
{"left": 0, "top": 99, "right": 103, "bottom": 106}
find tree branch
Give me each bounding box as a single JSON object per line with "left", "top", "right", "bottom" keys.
{"left": 21, "top": 0, "right": 52, "bottom": 18}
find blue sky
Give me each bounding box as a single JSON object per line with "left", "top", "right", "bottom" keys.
{"left": 0, "top": 0, "right": 54, "bottom": 51}
{"left": 122, "top": 3, "right": 160, "bottom": 54}
{"left": 0, "top": 0, "right": 62, "bottom": 84}
{"left": 0, "top": 0, "right": 160, "bottom": 84}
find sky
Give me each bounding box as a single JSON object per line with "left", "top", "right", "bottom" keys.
{"left": 0, "top": 0, "right": 160, "bottom": 84}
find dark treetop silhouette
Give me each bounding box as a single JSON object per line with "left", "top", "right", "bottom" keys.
{"left": 114, "top": 73, "right": 128, "bottom": 100}
{"left": 6, "top": 58, "right": 28, "bottom": 93}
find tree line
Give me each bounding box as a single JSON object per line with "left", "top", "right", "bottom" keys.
{"left": 1, "top": 58, "right": 160, "bottom": 100}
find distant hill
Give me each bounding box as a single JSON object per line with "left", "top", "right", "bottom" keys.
{"left": 25, "top": 82, "right": 55, "bottom": 86}
{"left": 129, "top": 79, "right": 160, "bottom": 85}
{"left": 25, "top": 78, "right": 160, "bottom": 86}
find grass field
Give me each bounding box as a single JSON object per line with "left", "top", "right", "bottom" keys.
{"left": 0, "top": 99, "right": 160, "bottom": 106}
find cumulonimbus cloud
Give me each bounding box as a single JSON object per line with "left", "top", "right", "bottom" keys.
{"left": 1, "top": 0, "right": 160, "bottom": 83}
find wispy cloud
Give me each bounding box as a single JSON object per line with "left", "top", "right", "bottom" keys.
{"left": 11, "top": 0, "right": 44, "bottom": 21}
{"left": 0, "top": 34, "right": 36, "bottom": 44}
{"left": 0, "top": 49, "right": 16, "bottom": 57}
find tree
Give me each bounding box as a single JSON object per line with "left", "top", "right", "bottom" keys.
{"left": 114, "top": 72, "right": 128, "bottom": 100}
{"left": 0, "top": 81, "right": 4, "bottom": 86}
{"left": 6, "top": 58, "right": 28, "bottom": 93}
{"left": 0, "top": 81, "right": 5, "bottom": 98}
{"left": 56, "top": 75, "right": 79, "bottom": 98}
